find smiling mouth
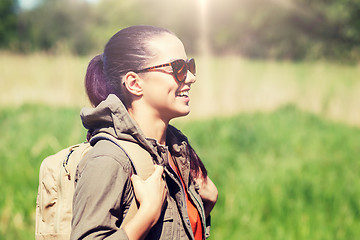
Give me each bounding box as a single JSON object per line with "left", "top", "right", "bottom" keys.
{"left": 176, "top": 90, "right": 189, "bottom": 97}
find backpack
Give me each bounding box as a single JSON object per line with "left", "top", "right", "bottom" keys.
{"left": 35, "top": 133, "right": 154, "bottom": 240}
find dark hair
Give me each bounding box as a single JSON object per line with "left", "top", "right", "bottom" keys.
{"left": 189, "top": 143, "right": 208, "bottom": 180}
{"left": 85, "top": 25, "right": 173, "bottom": 107}
{"left": 167, "top": 126, "right": 208, "bottom": 180}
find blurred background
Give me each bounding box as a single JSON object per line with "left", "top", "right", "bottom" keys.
{"left": 1, "top": 0, "right": 360, "bottom": 239}
{"left": 2, "top": 0, "right": 360, "bottom": 123}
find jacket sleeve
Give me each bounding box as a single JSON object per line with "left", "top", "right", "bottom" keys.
{"left": 71, "top": 150, "right": 134, "bottom": 240}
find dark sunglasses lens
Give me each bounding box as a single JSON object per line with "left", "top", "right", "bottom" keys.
{"left": 188, "top": 58, "right": 196, "bottom": 76}
{"left": 172, "top": 60, "right": 187, "bottom": 82}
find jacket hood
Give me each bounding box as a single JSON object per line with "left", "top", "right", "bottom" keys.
{"left": 80, "top": 94, "right": 158, "bottom": 156}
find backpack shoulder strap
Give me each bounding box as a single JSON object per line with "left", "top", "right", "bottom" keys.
{"left": 91, "top": 133, "right": 155, "bottom": 227}
{"left": 92, "top": 133, "right": 155, "bottom": 178}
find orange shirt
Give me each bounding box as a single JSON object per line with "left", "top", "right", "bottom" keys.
{"left": 169, "top": 154, "right": 203, "bottom": 240}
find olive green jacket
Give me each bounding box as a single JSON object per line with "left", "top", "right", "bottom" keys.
{"left": 70, "top": 94, "right": 209, "bottom": 240}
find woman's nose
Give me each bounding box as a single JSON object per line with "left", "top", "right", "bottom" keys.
{"left": 185, "top": 70, "right": 196, "bottom": 84}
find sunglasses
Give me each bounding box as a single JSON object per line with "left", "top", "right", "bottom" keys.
{"left": 135, "top": 58, "right": 196, "bottom": 82}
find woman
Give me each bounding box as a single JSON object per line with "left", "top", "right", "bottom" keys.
{"left": 71, "top": 25, "right": 218, "bottom": 240}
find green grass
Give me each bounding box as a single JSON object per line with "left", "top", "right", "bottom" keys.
{"left": 1, "top": 105, "right": 360, "bottom": 239}
{"left": 178, "top": 105, "right": 360, "bottom": 239}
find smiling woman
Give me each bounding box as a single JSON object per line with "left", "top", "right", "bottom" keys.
{"left": 125, "top": 33, "right": 196, "bottom": 123}
{"left": 69, "top": 25, "right": 218, "bottom": 240}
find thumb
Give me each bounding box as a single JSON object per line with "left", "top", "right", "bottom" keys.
{"left": 131, "top": 174, "right": 142, "bottom": 187}
{"left": 146, "top": 165, "right": 164, "bottom": 182}
{"left": 153, "top": 165, "right": 164, "bottom": 176}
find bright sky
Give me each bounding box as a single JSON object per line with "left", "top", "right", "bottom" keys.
{"left": 18, "top": 0, "right": 39, "bottom": 9}
{"left": 18, "top": 0, "right": 99, "bottom": 10}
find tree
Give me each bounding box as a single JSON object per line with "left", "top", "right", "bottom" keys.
{"left": 0, "top": 0, "right": 18, "bottom": 48}
{"left": 17, "top": 0, "right": 97, "bottom": 54}
{"left": 4, "top": 0, "right": 360, "bottom": 61}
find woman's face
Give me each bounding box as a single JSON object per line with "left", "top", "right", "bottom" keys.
{"left": 140, "top": 33, "right": 196, "bottom": 122}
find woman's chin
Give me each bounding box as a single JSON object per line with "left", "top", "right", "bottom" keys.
{"left": 168, "top": 108, "right": 191, "bottom": 120}
{"left": 178, "top": 108, "right": 191, "bottom": 118}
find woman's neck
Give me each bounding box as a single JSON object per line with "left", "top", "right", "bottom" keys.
{"left": 128, "top": 106, "right": 169, "bottom": 145}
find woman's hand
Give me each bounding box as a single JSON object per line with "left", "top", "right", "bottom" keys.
{"left": 194, "top": 175, "right": 218, "bottom": 218}
{"left": 131, "top": 165, "right": 167, "bottom": 225}
{"left": 123, "top": 165, "right": 167, "bottom": 240}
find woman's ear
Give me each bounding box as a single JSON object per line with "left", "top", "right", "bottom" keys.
{"left": 123, "top": 72, "right": 143, "bottom": 96}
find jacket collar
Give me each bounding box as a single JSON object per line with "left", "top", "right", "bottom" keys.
{"left": 81, "top": 94, "right": 161, "bottom": 161}
{"left": 167, "top": 126, "right": 191, "bottom": 188}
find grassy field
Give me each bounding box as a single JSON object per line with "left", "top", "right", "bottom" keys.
{"left": 1, "top": 53, "right": 360, "bottom": 239}
{"left": 1, "top": 104, "right": 360, "bottom": 239}
{"left": 179, "top": 106, "right": 360, "bottom": 239}
{"left": 1, "top": 53, "right": 360, "bottom": 125}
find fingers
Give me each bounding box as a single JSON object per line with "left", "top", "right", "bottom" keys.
{"left": 130, "top": 165, "right": 167, "bottom": 210}
{"left": 131, "top": 174, "right": 140, "bottom": 182}
{"left": 194, "top": 176, "right": 204, "bottom": 185}
{"left": 152, "top": 165, "right": 166, "bottom": 198}
{"left": 130, "top": 174, "right": 142, "bottom": 189}
{"left": 143, "top": 165, "right": 164, "bottom": 182}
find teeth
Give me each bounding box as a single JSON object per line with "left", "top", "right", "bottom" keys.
{"left": 178, "top": 90, "right": 189, "bottom": 97}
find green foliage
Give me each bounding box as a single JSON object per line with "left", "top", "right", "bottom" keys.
{"left": 1, "top": 0, "right": 360, "bottom": 61}
{"left": 16, "top": 0, "right": 98, "bottom": 54}
{"left": 209, "top": 0, "right": 360, "bottom": 61}
{"left": 0, "top": 0, "right": 18, "bottom": 48}
{"left": 1, "top": 104, "right": 360, "bottom": 239}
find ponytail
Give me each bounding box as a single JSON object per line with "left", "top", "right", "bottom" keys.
{"left": 85, "top": 54, "right": 109, "bottom": 107}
